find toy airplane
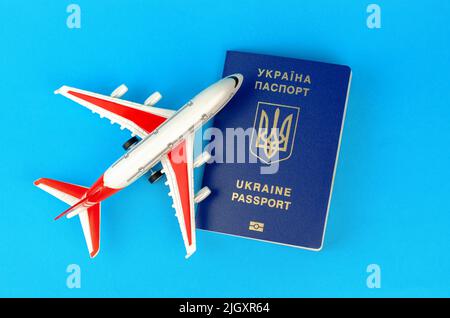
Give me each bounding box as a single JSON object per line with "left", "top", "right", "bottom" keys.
{"left": 34, "top": 74, "right": 243, "bottom": 258}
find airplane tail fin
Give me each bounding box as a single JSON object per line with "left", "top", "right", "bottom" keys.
{"left": 34, "top": 178, "right": 101, "bottom": 258}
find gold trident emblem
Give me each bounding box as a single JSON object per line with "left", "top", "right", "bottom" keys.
{"left": 255, "top": 107, "right": 293, "bottom": 160}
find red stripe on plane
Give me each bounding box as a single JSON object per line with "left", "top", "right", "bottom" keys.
{"left": 68, "top": 91, "right": 167, "bottom": 134}
{"left": 168, "top": 141, "right": 192, "bottom": 245}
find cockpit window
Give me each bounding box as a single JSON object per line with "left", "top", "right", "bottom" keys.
{"left": 227, "top": 75, "right": 239, "bottom": 88}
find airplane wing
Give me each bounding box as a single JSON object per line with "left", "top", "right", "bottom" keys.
{"left": 160, "top": 134, "right": 197, "bottom": 258}
{"left": 55, "top": 86, "right": 176, "bottom": 138}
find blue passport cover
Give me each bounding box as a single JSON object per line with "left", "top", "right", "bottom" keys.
{"left": 196, "top": 51, "right": 351, "bottom": 250}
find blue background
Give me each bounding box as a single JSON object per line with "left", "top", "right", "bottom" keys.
{"left": 0, "top": 0, "right": 449, "bottom": 297}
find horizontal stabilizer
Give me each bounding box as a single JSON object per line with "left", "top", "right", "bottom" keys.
{"left": 34, "top": 177, "right": 101, "bottom": 258}
{"left": 34, "top": 178, "right": 87, "bottom": 205}
{"left": 79, "top": 204, "right": 101, "bottom": 258}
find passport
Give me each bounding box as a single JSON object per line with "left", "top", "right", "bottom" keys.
{"left": 196, "top": 51, "right": 352, "bottom": 250}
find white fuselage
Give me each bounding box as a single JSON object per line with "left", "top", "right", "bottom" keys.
{"left": 103, "top": 74, "right": 243, "bottom": 189}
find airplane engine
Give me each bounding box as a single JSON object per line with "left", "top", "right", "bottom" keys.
{"left": 194, "top": 151, "right": 211, "bottom": 168}
{"left": 144, "top": 92, "right": 162, "bottom": 106}
{"left": 110, "top": 84, "right": 128, "bottom": 98}
{"left": 194, "top": 186, "right": 211, "bottom": 204}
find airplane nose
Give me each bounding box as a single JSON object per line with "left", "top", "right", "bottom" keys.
{"left": 190, "top": 73, "right": 244, "bottom": 112}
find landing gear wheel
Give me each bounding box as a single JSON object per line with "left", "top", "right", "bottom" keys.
{"left": 122, "top": 136, "right": 140, "bottom": 150}
{"left": 148, "top": 169, "right": 164, "bottom": 184}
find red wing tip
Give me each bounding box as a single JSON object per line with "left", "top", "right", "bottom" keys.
{"left": 90, "top": 249, "right": 100, "bottom": 258}
{"left": 34, "top": 178, "right": 43, "bottom": 186}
